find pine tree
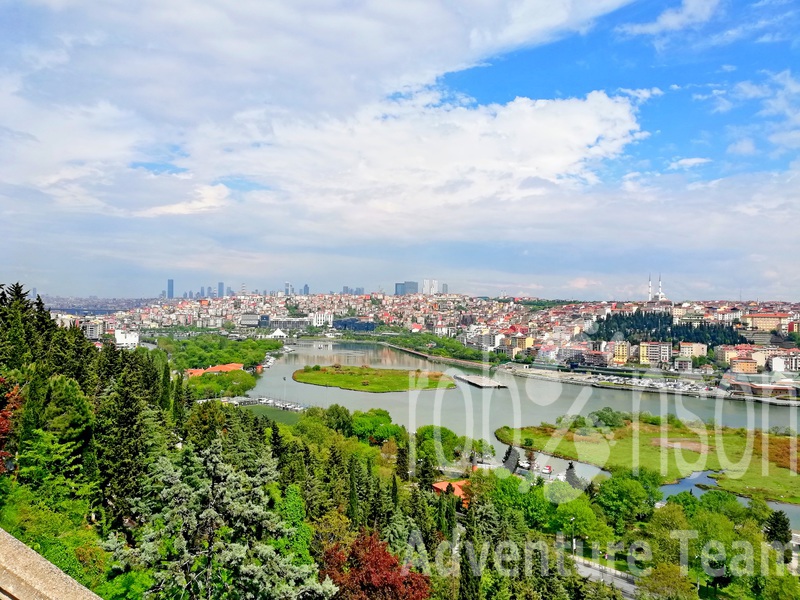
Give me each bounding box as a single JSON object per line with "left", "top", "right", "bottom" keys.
{"left": 417, "top": 452, "right": 436, "bottom": 492}
{"left": 95, "top": 366, "right": 150, "bottom": 524}
{"left": 128, "top": 441, "right": 336, "bottom": 599}
{"left": 566, "top": 461, "right": 581, "bottom": 490}
{"left": 458, "top": 503, "right": 482, "bottom": 600}
{"left": 347, "top": 456, "right": 361, "bottom": 528}
{"left": 396, "top": 443, "right": 409, "bottom": 481}
{"left": 391, "top": 475, "right": 399, "bottom": 506}
{"left": 765, "top": 510, "right": 793, "bottom": 563}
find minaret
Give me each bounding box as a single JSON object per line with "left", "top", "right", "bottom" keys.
{"left": 648, "top": 274, "right": 652, "bottom": 302}
{"left": 658, "top": 274, "right": 663, "bottom": 301}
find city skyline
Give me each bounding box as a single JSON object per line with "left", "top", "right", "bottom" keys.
{"left": 1, "top": 1, "right": 799, "bottom": 299}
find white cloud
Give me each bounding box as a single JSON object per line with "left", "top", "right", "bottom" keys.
{"left": 618, "top": 87, "right": 664, "bottom": 102}
{"left": 668, "top": 157, "right": 712, "bottom": 169}
{"left": 727, "top": 138, "right": 756, "bottom": 155}
{"left": 135, "top": 184, "right": 230, "bottom": 217}
{"left": 618, "top": 0, "right": 720, "bottom": 36}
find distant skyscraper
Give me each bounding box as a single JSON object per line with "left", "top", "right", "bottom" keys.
{"left": 395, "top": 282, "right": 405, "bottom": 296}
{"left": 189, "top": 290, "right": 194, "bottom": 299}
{"left": 422, "top": 279, "right": 438, "bottom": 295}
{"left": 404, "top": 281, "right": 419, "bottom": 294}
{"left": 31, "top": 287, "right": 37, "bottom": 298}
{"left": 167, "top": 279, "right": 174, "bottom": 299}
{"left": 285, "top": 282, "right": 291, "bottom": 296}
{"left": 303, "top": 283, "right": 310, "bottom": 295}
{"left": 342, "top": 285, "right": 350, "bottom": 295}
{"left": 218, "top": 282, "right": 224, "bottom": 298}
{"left": 200, "top": 286, "right": 205, "bottom": 298}
{"left": 355, "top": 287, "right": 364, "bottom": 295}
{"left": 442, "top": 283, "right": 448, "bottom": 294}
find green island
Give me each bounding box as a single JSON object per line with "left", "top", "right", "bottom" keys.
{"left": 293, "top": 364, "right": 456, "bottom": 392}
{"left": 496, "top": 407, "right": 800, "bottom": 504}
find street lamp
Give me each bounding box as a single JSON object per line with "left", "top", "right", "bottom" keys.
{"left": 570, "top": 516, "right": 576, "bottom": 556}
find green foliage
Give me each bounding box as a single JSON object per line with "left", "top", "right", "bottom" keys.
{"left": 159, "top": 334, "right": 282, "bottom": 370}
{"left": 416, "top": 425, "right": 461, "bottom": 463}
{"left": 351, "top": 408, "right": 403, "bottom": 443}
{"left": 596, "top": 476, "right": 650, "bottom": 533}
{"left": 590, "top": 311, "right": 745, "bottom": 346}
{"left": 122, "top": 440, "right": 335, "bottom": 599}
{"left": 0, "top": 483, "right": 109, "bottom": 590}
{"left": 186, "top": 368, "right": 257, "bottom": 398}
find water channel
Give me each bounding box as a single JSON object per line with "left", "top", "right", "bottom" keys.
{"left": 250, "top": 341, "right": 800, "bottom": 526}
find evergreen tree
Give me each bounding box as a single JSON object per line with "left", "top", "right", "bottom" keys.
{"left": 409, "top": 486, "right": 435, "bottom": 553}
{"left": 347, "top": 456, "right": 361, "bottom": 528}
{"left": 391, "top": 474, "right": 399, "bottom": 506}
{"left": 396, "top": 443, "right": 409, "bottom": 481}
{"left": 765, "top": 510, "right": 793, "bottom": 563}
{"left": 458, "top": 503, "right": 482, "bottom": 600}
{"left": 95, "top": 366, "right": 150, "bottom": 524}
{"left": 565, "top": 461, "right": 581, "bottom": 490}
{"left": 417, "top": 452, "right": 436, "bottom": 491}
{"left": 128, "top": 440, "right": 336, "bottom": 599}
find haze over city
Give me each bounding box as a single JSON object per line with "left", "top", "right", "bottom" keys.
{"left": 2, "top": 0, "right": 799, "bottom": 299}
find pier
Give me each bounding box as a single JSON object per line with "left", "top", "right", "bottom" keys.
{"left": 454, "top": 374, "right": 507, "bottom": 389}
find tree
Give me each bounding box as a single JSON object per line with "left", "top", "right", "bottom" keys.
{"left": 0, "top": 378, "right": 23, "bottom": 472}
{"left": 396, "top": 444, "right": 409, "bottom": 481}
{"left": 95, "top": 367, "right": 151, "bottom": 524}
{"left": 417, "top": 452, "right": 437, "bottom": 492}
{"left": 565, "top": 461, "right": 581, "bottom": 490}
{"left": 637, "top": 563, "right": 698, "bottom": 600}
{"left": 127, "top": 440, "right": 336, "bottom": 599}
{"left": 321, "top": 531, "right": 430, "bottom": 600}
{"left": 458, "top": 504, "right": 482, "bottom": 600}
{"left": 764, "top": 510, "right": 792, "bottom": 563}
{"left": 596, "top": 477, "right": 649, "bottom": 533}
{"left": 325, "top": 404, "right": 353, "bottom": 437}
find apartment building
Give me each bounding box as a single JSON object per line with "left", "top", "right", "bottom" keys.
{"left": 679, "top": 342, "right": 708, "bottom": 358}
{"left": 639, "top": 341, "right": 672, "bottom": 366}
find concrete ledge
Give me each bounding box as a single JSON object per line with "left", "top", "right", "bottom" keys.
{"left": 0, "top": 527, "right": 101, "bottom": 600}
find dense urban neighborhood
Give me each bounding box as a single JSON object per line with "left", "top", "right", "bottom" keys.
{"left": 53, "top": 281, "right": 800, "bottom": 401}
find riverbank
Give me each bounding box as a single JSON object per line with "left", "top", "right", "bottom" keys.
{"left": 381, "top": 343, "right": 493, "bottom": 371}
{"left": 496, "top": 419, "right": 800, "bottom": 505}
{"left": 292, "top": 365, "right": 456, "bottom": 393}
{"left": 504, "top": 364, "right": 800, "bottom": 407}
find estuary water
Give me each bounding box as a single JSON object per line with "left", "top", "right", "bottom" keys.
{"left": 250, "top": 341, "right": 800, "bottom": 521}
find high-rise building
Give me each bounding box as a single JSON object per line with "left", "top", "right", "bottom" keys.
{"left": 404, "top": 281, "right": 418, "bottom": 294}
{"left": 395, "top": 282, "right": 405, "bottom": 296}
{"left": 200, "top": 286, "right": 205, "bottom": 298}
{"left": 442, "top": 283, "right": 448, "bottom": 294}
{"left": 218, "top": 282, "right": 224, "bottom": 298}
{"left": 355, "top": 287, "right": 364, "bottom": 295}
{"left": 167, "top": 279, "right": 174, "bottom": 299}
{"left": 422, "top": 279, "right": 438, "bottom": 295}
{"left": 303, "top": 284, "right": 310, "bottom": 295}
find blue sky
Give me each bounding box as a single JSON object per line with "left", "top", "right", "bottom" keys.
{"left": 1, "top": 0, "right": 798, "bottom": 300}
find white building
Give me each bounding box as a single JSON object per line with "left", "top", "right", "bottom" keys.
{"left": 311, "top": 311, "right": 334, "bottom": 327}
{"left": 114, "top": 330, "right": 139, "bottom": 350}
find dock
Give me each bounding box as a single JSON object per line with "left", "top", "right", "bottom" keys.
{"left": 454, "top": 374, "right": 507, "bottom": 389}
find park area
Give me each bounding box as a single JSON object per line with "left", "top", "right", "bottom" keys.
{"left": 496, "top": 408, "right": 800, "bottom": 504}
{"left": 293, "top": 364, "right": 456, "bottom": 393}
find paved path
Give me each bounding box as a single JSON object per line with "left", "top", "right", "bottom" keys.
{"left": 573, "top": 557, "right": 637, "bottom": 599}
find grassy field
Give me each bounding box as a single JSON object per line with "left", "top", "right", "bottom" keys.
{"left": 293, "top": 365, "right": 456, "bottom": 393}
{"left": 242, "top": 404, "right": 303, "bottom": 425}
{"left": 496, "top": 421, "right": 800, "bottom": 504}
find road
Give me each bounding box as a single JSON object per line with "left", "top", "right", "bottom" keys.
{"left": 573, "top": 557, "right": 637, "bottom": 599}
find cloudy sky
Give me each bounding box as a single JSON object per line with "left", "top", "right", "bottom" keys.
{"left": 1, "top": 0, "right": 799, "bottom": 300}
